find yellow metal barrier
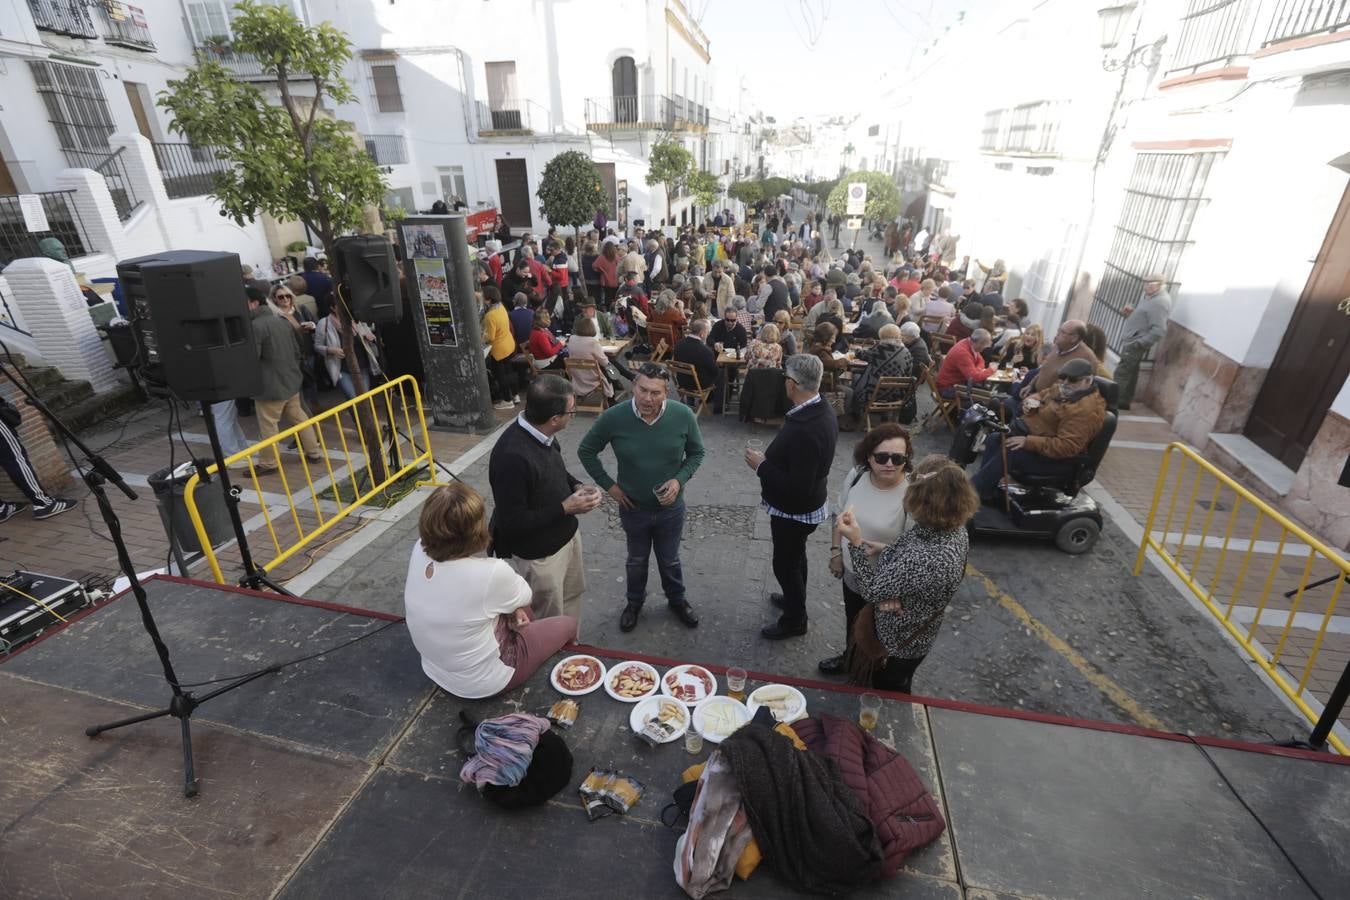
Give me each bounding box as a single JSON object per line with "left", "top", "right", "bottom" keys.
{"left": 184, "top": 375, "right": 447, "bottom": 586}
{"left": 1134, "top": 442, "right": 1348, "bottom": 754}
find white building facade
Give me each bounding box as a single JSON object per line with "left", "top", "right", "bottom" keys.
{"left": 898, "top": 0, "right": 1350, "bottom": 545}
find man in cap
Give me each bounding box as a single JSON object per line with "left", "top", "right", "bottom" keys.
{"left": 1115, "top": 274, "right": 1172, "bottom": 410}
{"left": 968, "top": 358, "right": 1106, "bottom": 501}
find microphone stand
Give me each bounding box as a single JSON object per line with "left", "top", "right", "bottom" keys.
{"left": 0, "top": 361, "right": 282, "bottom": 796}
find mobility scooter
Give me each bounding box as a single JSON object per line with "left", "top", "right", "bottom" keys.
{"left": 949, "top": 378, "right": 1119, "bottom": 554}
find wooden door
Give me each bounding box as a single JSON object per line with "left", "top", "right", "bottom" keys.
{"left": 0, "top": 158, "right": 16, "bottom": 195}
{"left": 596, "top": 162, "right": 617, "bottom": 219}
{"left": 1245, "top": 183, "right": 1350, "bottom": 469}
{"left": 494, "top": 158, "right": 531, "bottom": 229}
{"left": 124, "top": 82, "right": 155, "bottom": 140}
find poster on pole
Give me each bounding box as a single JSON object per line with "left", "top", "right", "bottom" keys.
{"left": 414, "top": 257, "right": 457, "bottom": 346}
{"left": 18, "top": 195, "right": 49, "bottom": 233}
{"left": 403, "top": 223, "right": 449, "bottom": 259}
{"left": 846, "top": 182, "right": 867, "bottom": 216}
{"left": 846, "top": 217, "right": 863, "bottom": 231}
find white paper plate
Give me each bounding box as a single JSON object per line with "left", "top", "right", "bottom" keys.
{"left": 603, "top": 660, "right": 660, "bottom": 703}
{"left": 660, "top": 663, "right": 718, "bottom": 706}
{"left": 746, "top": 683, "right": 808, "bottom": 723}
{"left": 629, "top": 696, "right": 690, "bottom": 743}
{"left": 549, "top": 654, "right": 607, "bottom": 696}
{"left": 692, "top": 695, "right": 750, "bottom": 744}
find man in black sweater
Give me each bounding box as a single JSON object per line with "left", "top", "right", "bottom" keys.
{"left": 761, "top": 265, "right": 791, "bottom": 321}
{"left": 488, "top": 375, "right": 603, "bottom": 626}
{"left": 673, "top": 318, "right": 723, "bottom": 414}
{"left": 708, "top": 303, "right": 749, "bottom": 352}
{"left": 745, "top": 353, "right": 839, "bottom": 639}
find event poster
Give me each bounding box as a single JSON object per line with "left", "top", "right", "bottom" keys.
{"left": 414, "top": 258, "right": 457, "bottom": 346}
{"left": 403, "top": 223, "right": 449, "bottom": 260}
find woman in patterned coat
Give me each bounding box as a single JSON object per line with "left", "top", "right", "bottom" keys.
{"left": 835, "top": 455, "right": 979, "bottom": 693}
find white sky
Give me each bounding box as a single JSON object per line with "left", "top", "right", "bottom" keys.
{"left": 695, "top": 0, "right": 965, "bottom": 121}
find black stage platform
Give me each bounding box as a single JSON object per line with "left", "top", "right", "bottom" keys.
{"left": 2, "top": 578, "right": 1347, "bottom": 899}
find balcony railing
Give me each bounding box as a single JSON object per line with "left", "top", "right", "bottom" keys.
{"left": 100, "top": 3, "right": 155, "bottom": 51}
{"left": 28, "top": 0, "right": 96, "bottom": 37}
{"left": 1167, "top": 0, "right": 1257, "bottom": 74}
{"left": 195, "top": 44, "right": 310, "bottom": 81}
{"left": 152, "top": 142, "right": 230, "bottom": 199}
{"left": 981, "top": 102, "right": 1063, "bottom": 155}
{"left": 362, "top": 133, "right": 408, "bottom": 165}
{"left": 584, "top": 94, "right": 708, "bottom": 132}
{"left": 474, "top": 99, "right": 552, "bottom": 135}
{"left": 64, "top": 147, "right": 140, "bottom": 221}
{"left": 1264, "top": 0, "right": 1350, "bottom": 44}
{"left": 0, "top": 190, "right": 90, "bottom": 270}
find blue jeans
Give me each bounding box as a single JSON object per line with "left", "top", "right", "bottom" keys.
{"left": 208, "top": 400, "right": 250, "bottom": 456}
{"left": 969, "top": 434, "right": 1075, "bottom": 498}
{"left": 619, "top": 502, "right": 687, "bottom": 607}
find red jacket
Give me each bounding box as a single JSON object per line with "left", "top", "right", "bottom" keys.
{"left": 488, "top": 253, "right": 504, "bottom": 287}
{"left": 527, "top": 327, "right": 564, "bottom": 360}
{"left": 791, "top": 714, "right": 945, "bottom": 880}
{"left": 936, "top": 337, "right": 996, "bottom": 391}
{"left": 525, "top": 256, "right": 553, "bottom": 290}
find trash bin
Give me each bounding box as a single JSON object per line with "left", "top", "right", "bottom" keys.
{"left": 103, "top": 321, "right": 140, "bottom": 370}
{"left": 148, "top": 460, "right": 233, "bottom": 556}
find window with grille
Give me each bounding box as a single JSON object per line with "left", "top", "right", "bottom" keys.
{"left": 367, "top": 60, "right": 404, "bottom": 113}
{"left": 185, "top": 0, "right": 231, "bottom": 43}
{"left": 28, "top": 61, "right": 115, "bottom": 153}
{"left": 1089, "top": 151, "right": 1222, "bottom": 352}
{"left": 981, "top": 110, "right": 1004, "bottom": 151}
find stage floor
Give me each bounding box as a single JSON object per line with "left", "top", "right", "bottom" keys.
{"left": 2, "top": 578, "right": 1347, "bottom": 899}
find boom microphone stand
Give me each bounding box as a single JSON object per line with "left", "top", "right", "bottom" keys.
{"left": 0, "top": 357, "right": 284, "bottom": 796}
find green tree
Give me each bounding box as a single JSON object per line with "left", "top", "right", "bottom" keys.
{"left": 159, "top": 0, "right": 389, "bottom": 479}
{"left": 689, "top": 170, "right": 720, "bottom": 212}
{"left": 645, "top": 139, "right": 694, "bottom": 225}
{"left": 727, "top": 179, "right": 763, "bottom": 206}
{"left": 536, "top": 150, "right": 606, "bottom": 240}
{"left": 826, "top": 170, "right": 901, "bottom": 225}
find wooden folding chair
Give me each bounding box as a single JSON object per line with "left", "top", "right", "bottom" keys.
{"left": 649, "top": 338, "right": 670, "bottom": 363}
{"left": 564, "top": 358, "right": 610, "bottom": 414}
{"left": 919, "top": 314, "right": 948, "bottom": 335}
{"left": 930, "top": 332, "right": 956, "bottom": 357}
{"left": 954, "top": 384, "right": 1006, "bottom": 419}
{"left": 664, "top": 360, "right": 715, "bottom": 417}
{"left": 647, "top": 322, "right": 675, "bottom": 357}
{"left": 923, "top": 368, "right": 960, "bottom": 431}
{"left": 864, "top": 376, "right": 917, "bottom": 429}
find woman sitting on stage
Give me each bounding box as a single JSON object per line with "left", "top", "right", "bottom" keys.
{"left": 403, "top": 483, "right": 577, "bottom": 698}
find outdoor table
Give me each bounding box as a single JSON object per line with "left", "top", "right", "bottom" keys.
{"left": 716, "top": 350, "right": 749, "bottom": 413}
{"left": 984, "top": 368, "right": 1018, "bottom": 391}
{"left": 600, "top": 338, "right": 631, "bottom": 357}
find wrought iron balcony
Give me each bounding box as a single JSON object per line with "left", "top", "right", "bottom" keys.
{"left": 474, "top": 99, "right": 554, "bottom": 135}
{"left": 362, "top": 134, "right": 408, "bottom": 165}
{"left": 194, "top": 43, "right": 311, "bottom": 81}
{"left": 63, "top": 147, "right": 141, "bottom": 222}
{"left": 100, "top": 3, "right": 155, "bottom": 51}
{"left": 28, "top": 0, "right": 96, "bottom": 38}
{"left": 152, "top": 142, "right": 231, "bottom": 199}
{"left": 1168, "top": 0, "right": 1257, "bottom": 74}
{"left": 584, "top": 94, "right": 708, "bottom": 133}
{"left": 1263, "top": 0, "right": 1350, "bottom": 45}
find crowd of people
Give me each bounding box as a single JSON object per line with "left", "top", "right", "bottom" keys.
{"left": 405, "top": 196, "right": 1156, "bottom": 702}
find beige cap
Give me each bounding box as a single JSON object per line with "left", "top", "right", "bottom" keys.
{"left": 1143, "top": 273, "right": 1165, "bottom": 284}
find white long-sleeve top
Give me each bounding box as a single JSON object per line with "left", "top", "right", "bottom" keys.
{"left": 403, "top": 540, "right": 532, "bottom": 698}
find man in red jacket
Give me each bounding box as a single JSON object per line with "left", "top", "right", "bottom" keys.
{"left": 935, "top": 329, "right": 997, "bottom": 398}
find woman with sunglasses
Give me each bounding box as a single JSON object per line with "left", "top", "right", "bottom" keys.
{"left": 816, "top": 423, "right": 915, "bottom": 676}
{"left": 271, "top": 283, "right": 318, "bottom": 409}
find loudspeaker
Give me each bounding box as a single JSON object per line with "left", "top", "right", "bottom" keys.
{"left": 332, "top": 234, "right": 400, "bottom": 324}
{"left": 116, "top": 250, "right": 262, "bottom": 402}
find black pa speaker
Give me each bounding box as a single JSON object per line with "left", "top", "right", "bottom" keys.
{"left": 116, "top": 249, "right": 261, "bottom": 402}
{"left": 332, "top": 234, "right": 400, "bottom": 324}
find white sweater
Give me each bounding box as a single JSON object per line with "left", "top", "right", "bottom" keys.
{"left": 403, "top": 540, "right": 532, "bottom": 698}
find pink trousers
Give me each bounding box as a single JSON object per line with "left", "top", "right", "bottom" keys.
{"left": 495, "top": 611, "right": 578, "bottom": 693}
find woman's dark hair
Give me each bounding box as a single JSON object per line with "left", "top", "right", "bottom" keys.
{"left": 904, "top": 454, "right": 981, "bottom": 530}
{"left": 1012, "top": 298, "right": 1029, "bottom": 318}
{"left": 1084, "top": 323, "right": 1108, "bottom": 361}
{"left": 482, "top": 285, "right": 501, "bottom": 305}
{"left": 812, "top": 321, "right": 837, "bottom": 346}
{"left": 418, "top": 483, "right": 490, "bottom": 561}
{"left": 853, "top": 423, "right": 914, "bottom": 473}
{"left": 601, "top": 242, "right": 620, "bottom": 262}
{"left": 564, "top": 236, "right": 576, "bottom": 254}
{"left": 979, "top": 306, "right": 996, "bottom": 330}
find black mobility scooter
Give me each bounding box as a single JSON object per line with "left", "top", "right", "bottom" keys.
{"left": 949, "top": 378, "right": 1119, "bottom": 554}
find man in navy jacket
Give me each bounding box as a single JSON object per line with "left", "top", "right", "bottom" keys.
{"left": 744, "top": 353, "right": 839, "bottom": 638}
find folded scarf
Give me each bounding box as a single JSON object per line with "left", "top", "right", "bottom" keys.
{"left": 459, "top": 713, "right": 551, "bottom": 788}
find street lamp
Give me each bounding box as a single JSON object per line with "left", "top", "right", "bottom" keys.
{"left": 1097, "top": 3, "right": 1137, "bottom": 50}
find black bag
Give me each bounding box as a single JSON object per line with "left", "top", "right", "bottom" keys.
{"left": 0, "top": 398, "right": 21, "bottom": 429}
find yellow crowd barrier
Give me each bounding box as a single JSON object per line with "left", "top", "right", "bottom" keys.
{"left": 184, "top": 375, "right": 447, "bottom": 586}
{"left": 1134, "top": 442, "right": 1348, "bottom": 754}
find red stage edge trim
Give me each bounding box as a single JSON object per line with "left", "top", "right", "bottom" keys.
{"left": 0, "top": 592, "right": 121, "bottom": 661}
{"left": 564, "top": 642, "right": 1349, "bottom": 767}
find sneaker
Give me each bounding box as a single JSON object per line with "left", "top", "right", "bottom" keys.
{"left": 493, "top": 400, "right": 515, "bottom": 410}
{"left": 0, "top": 501, "right": 28, "bottom": 524}
{"left": 512, "top": 395, "right": 522, "bottom": 404}
{"left": 34, "top": 498, "right": 77, "bottom": 520}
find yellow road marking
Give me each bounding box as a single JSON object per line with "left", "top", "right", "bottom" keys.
{"left": 966, "top": 564, "right": 1166, "bottom": 731}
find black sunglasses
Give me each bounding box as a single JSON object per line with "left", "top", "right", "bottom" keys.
{"left": 636, "top": 362, "right": 666, "bottom": 379}
{"left": 872, "top": 452, "right": 908, "bottom": 466}
{"left": 1057, "top": 373, "right": 1087, "bottom": 382}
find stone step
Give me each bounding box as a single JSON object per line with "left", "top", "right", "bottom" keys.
{"left": 57, "top": 382, "right": 144, "bottom": 434}
{"left": 18, "top": 366, "right": 65, "bottom": 391}
{"left": 32, "top": 378, "right": 95, "bottom": 412}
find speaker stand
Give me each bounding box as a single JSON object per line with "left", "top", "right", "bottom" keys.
{"left": 199, "top": 401, "right": 294, "bottom": 597}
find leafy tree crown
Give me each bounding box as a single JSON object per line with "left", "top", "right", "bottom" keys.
{"left": 826, "top": 170, "right": 901, "bottom": 222}
{"left": 537, "top": 150, "right": 606, "bottom": 229}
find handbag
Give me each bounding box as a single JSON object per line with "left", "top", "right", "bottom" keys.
{"left": 845, "top": 603, "right": 944, "bottom": 687}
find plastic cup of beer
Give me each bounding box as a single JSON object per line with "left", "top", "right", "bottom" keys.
{"left": 859, "top": 693, "right": 881, "bottom": 732}
{"left": 746, "top": 438, "right": 764, "bottom": 456}
{"left": 684, "top": 728, "right": 704, "bottom": 754}
{"left": 726, "top": 667, "right": 747, "bottom": 701}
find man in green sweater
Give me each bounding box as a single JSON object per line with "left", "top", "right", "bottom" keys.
{"left": 578, "top": 362, "right": 706, "bottom": 633}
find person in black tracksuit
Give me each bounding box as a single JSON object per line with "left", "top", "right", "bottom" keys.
{"left": 744, "top": 353, "right": 839, "bottom": 639}
{"left": 0, "top": 411, "right": 76, "bottom": 523}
